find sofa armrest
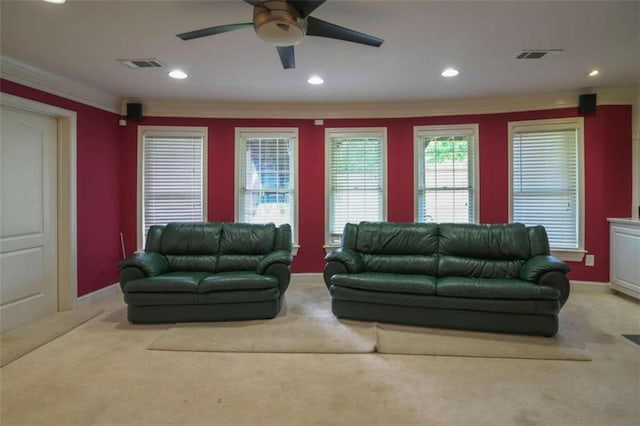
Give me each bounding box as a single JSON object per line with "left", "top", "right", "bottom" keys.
{"left": 325, "top": 248, "right": 364, "bottom": 273}
{"left": 117, "top": 252, "right": 169, "bottom": 277}
{"left": 520, "top": 255, "right": 571, "bottom": 283}
{"left": 263, "top": 263, "right": 292, "bottom": 294}
{"left": 256, "top": 250, "right": 293, "bottom": 274}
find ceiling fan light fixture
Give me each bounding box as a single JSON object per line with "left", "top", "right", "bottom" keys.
{"left": 253, "top": 0, "right": 307, "bottom": 46}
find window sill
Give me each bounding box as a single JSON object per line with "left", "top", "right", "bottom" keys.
{"left": 550, "top": 249, "right": 586, "bottom": 262}
{"left": 323, "top": 244, "right": 340, "bottom": 255}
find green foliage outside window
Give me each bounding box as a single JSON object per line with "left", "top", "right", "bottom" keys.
{"left": 425, "top": 137, "right": 469, "bottom": 163}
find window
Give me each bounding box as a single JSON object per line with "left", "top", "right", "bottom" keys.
{"left": 509, "top": 118, "right": 585, "bottom": 261}
{"left": 235, "top": 128, "right": 298, "bottom": 251}
{"left": 137, "top": 126, "right": 207, "bottom": 249}
{"left": 414, "top": 125, "right": 479, "bottom": 223}
{"left": 325, "top": 128, "right": 387, "bottom": 246}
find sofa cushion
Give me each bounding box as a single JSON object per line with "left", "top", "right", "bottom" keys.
{"left": 125, "top": 272, "right": 211, "bottom": 293}
{"left": 159, "top": 223, "right": 222, "bottom": 255}
{"left": 216, "top": 255, "right": 264, "bottom": 273}
{"left": 125, "top": 288, "right": 280, "bottom": 306}
{"left": 165, "top": 255, "right": 217, "bottom": 273}
{"left": 361, "top": 254, "right": 438, "bottom": 275}
{"left": 199, "top": 272, "right": 278, "bottom": 293}
{"left": 438, "top": 256, "right": 524, "bottom": 279}
{"left": 219, "top": 223, "right": 275, "bottom": 255}
{"left": 331, "top": 272, "right": 436, "bottom": 295}
{"left": 436, "top": 277, "right": 560, "bottom": 300}
{"left": 355, "top": 222, "right": 439, "bottom": 255}
{"left": 439, "top": 223, "right": 531, "bottom": 260}
{"left": 330, "top": 286, "right": 560, "bottom": 315}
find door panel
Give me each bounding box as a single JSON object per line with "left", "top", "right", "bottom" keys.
{"left": 0, "top": 105, "right": 58, "bottom": 332}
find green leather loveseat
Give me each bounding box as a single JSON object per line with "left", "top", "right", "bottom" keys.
{"left": 323, "top": 222, "right": 571, "bottom": 336}
{"left": 118, "top": 222, "right": 292, "bottom": 323}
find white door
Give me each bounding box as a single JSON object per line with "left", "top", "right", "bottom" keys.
{"left": 0, "top": 105, "right": 58, "bottom": 332}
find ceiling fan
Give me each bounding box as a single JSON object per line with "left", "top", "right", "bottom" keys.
{"left": 176, "top": 0, "right": 384, "bottom": 69}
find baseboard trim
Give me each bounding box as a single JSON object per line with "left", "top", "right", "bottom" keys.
{"left": 570, "top": 280, "right": 612, "bottom": 293}
{"left": 76, "top": 283, "right": 120, "bottom": 310}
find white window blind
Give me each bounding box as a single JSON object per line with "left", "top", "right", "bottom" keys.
{"left": 512, "top": 126, "right": 579, "bottom": 249}
{"left": 141, "top": 130, "right": 205, "bottom": 243}
{"left": 236, "top": 131, "right": 296, "bottom": 242}
{"left": 416, "top": 126, "right": 477, "bottom": 223}
{"left": 327, "top": 129, "right": 386, "bottom": 244}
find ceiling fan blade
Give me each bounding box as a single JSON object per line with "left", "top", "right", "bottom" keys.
{"left": 277, "top": 46, "right": 295, "bottom": 69}
{"left": 306, "top": 16, "right": 383, "bottom": 47}
{"left": 287, "top": 1, "right": 326, "bottom": 18}
{"left": 243, "top": 0, "right": 270, "bottom": 11}
{"left": 177, "top": 23, "right": 253, "bottom": 41}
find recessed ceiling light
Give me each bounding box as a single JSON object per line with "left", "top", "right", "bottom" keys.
{"left": 308, "top": 76, "right": 324, "bottom": 85}
{"left": 587, "top": 69, "right": 599, "bottom": 77}
{"left": 168, "top": 70, "right": 188, "bottom": 79}
{"left": 441, "top": 68, "right": 459, "bottom": 77}
{"left": 43, "top": 0, "right": 65, "bottom": 3}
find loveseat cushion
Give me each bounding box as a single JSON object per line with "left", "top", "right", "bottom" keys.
{"left": 199, "top": 272, "right": 278, "bottom": 293}
{"left": 219, "top": 223, "right": 275, "bottom": 255}
{"left": 125, "top": 288, "right": 280, "bottom": 306}
{"left": 160, "top": 223, "right": 222, "bottom": 255}
{"left": 125, "top": 272, "right": 211, "bottom": 293}
{"left": 436, "top": 277, "right": 561, "bottom": 300}
{"left": 331, "top": 272, "right": 436, "bottom": 295}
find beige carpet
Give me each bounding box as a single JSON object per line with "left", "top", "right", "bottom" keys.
{"left": 149, "top": 281, "right": 590, "bottom": 360}
{"left": 0, "top": 309, "right": 103, "bottom": 367}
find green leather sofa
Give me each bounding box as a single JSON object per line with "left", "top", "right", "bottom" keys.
{"left": 118, "top": 222, "right": 292, "bottom": 323}
{"left": 323, "top": 222, "right": 571, "bottom": 336}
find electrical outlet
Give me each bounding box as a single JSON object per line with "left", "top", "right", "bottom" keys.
{"left": 585, "top": 254, "right": 595, "bottom": 267}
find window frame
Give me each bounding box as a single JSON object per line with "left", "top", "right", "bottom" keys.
{"left": 413, "top": 124, "right": 480, "bottom": 224}
{"left": 137, "top": 125, "right": 208, "bottom": 250}
{"left": 234, "top": 127, "right": 299, "bottom": 254}
{"left": 324, "top": 127, "right": 388, "bottom": 250}
{"left": 508, "top": 117, "right": 586, "bottom": 262}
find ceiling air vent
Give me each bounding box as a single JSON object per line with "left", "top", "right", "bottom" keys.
{"left": 118, "top": 58, "right": 164, "bottom": 69}
{"left": 516, "top": 49, "right": 563, "bottom": 59}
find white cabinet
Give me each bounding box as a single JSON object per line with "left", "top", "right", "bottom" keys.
{"left": 608, "top": 218, "right": 640, "bottom": 300}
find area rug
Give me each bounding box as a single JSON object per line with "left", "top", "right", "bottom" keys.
{"left": 1, "top": 309, "right": 103, "bottom": 367}
{"left": 149, "top": 279, "right": 591, "bottom": 360}
{"left": 149, "top": 282, "right": 376, "bottom": 353}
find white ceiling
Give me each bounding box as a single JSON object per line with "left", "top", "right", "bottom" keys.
{"left": 1, "top": 0, "right": 638, "bottom": 105}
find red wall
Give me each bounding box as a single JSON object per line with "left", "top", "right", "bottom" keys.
{"left": 121, "top": 106, "right": 632, "bottom": 282}
{"left": 1, "top": 79, "right": 123, "bottom": 296}
{"left": 1, "top": 76, "right": 632, "bottom": 292}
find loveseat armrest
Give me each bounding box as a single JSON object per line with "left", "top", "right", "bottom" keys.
{"left": 118, "top": 252, "right": 169, "bottom": 277}
{"left": 520, "top": 255, "right": 571, "bottom": 283}
{"left": 325, "top": 248, "right": 364, "bottom": 273}
{"left": 256, "top": 250, "right": 293, "bottom": 274}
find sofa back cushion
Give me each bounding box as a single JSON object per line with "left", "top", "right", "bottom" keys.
{"left": 156, "top": 223, "right": 222, "bottom": 272}
{"left": 217, "top": 223, "right": 276, "bottom": 272}
{"left": 349, "top": 222, "right": 439, "bottom": 275}
{"left": 438, "top": 223, "right": 531, "bottom": 278}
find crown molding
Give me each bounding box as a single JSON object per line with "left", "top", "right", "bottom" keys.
{"left": 127, "top": 87, "right": 637, "bottom": 119}
{"left": 0, "top": 55, "right": 119, "bottom": 114}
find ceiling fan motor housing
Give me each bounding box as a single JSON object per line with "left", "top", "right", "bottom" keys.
{"left": 253, "top": 0, "right": 307, "bottom": 46}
